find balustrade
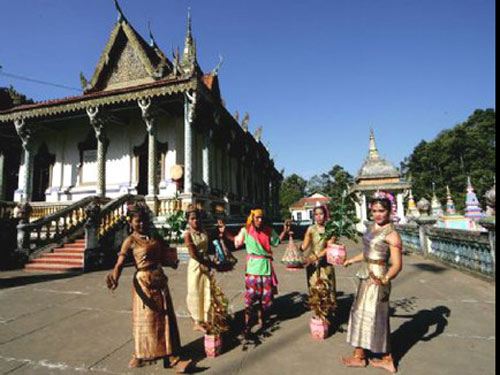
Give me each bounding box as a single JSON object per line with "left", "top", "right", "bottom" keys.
{"left": 17, "top": 196, "right": 102, "bottom": 255}
{"left": 29, "top": 202, "right": 71, "bottom": 221}
{"left": 98, "top": 194, "right": 145, "bottom": 239}
{"left": 157, "top": 198, "right": 182, "bottom": 216}
{"left": 396, "top": 222, "right": 494, "bottom": 279}
{"left": 395, "top": 224, "right": 421, "bottom": 253}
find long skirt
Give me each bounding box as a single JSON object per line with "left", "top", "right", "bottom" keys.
{"left": 306, "top": 261, "right": 337, "bottom": 308}
{"left": 132, "top": 268, "right": 181, "bottom": 359}
{"left": 346, "top": 278, "right": 391, "bottom": 353}
{"left": 186, "top": 259, "right": 211, "bottom": 324}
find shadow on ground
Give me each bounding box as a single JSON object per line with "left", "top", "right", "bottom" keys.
{"left": 410, "top": 263, "right": 449, "bottom": 273}
{"left": 0, "top": 272, "right": 82, "bottom": 289}
{"left": 391, "top": 305, "right": 451, "bottom": 367}
{"left": 181, "top": 290, "right": 310, "bottom": 371}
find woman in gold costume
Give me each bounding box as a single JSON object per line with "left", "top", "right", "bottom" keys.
{"left": 341, "top": 195, "right": 402, "bottom": 373}
{"left": 300, "top": 205, "right": 337, "bottom": 311}
{"left": 106, "top": 205, "right": 191, "bottom": 372}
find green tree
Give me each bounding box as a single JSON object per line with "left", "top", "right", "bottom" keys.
{"left": 402, "top": 109, "right": 495, "bottom": 211}
{"left": 279, "top": 173, "right": 307, "bottom": 220}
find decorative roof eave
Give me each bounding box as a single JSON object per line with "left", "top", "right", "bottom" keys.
{"left": 0, "top": 77, "right": 196, "bottom": 123}
{"left": 349, "top": 182, "right": 411, "bottom": 193}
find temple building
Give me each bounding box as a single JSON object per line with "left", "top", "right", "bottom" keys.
{"left": 0, "top": 5, "right": 282, "bottom": 219}
{"left": 350, "top": 130, "right": 411, "bottom": 232}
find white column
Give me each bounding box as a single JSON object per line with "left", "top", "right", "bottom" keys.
{"left": 397, "top": 193, "right": 405, "bottom": 223}
{"left": 361, "top": 194, "right": 368, "bottom": 222}
{"left": 184, "top": 91, "right": 196, "bottom": 194}
{"left": 202, "top": 131, "right": 210, "bottom": 188}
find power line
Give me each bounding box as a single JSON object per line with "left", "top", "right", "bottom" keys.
{"left": 0, "top": 66, "right": 82, "bottom": 93}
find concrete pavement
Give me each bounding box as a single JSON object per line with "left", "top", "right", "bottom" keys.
{"left": 0, "top": 239, "right": 495, "bottom": 374}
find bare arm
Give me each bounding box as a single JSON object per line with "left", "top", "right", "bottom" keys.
{"left": 106, "top": 237, "right": 132, "bottom": 290}
{"left": 184, "top": 231, "right": 214, "bottom": 268}
{"left": 233, "top": 227, "right": 246, "bottom": 248}
{"left": 343, "top": 251, "right": 365, "bottom": 267}
{"left": 384, "top": 231, "right": 403, "bottom": 281}
{"left": 300, "top": 226, "right": 312, "bottom": 252}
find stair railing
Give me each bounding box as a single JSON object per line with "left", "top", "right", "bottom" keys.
{"left": 16, "top": 196, "right": 107, "bottom": 257}
{"left": 97, "top": 194, "right": 146, "bottom": 240}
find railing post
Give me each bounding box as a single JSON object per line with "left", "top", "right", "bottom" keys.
{"left": 479, "top": 218, "right": 496, "bottom": 277}
{"left": 15, "top": 203, "right": 32, "bottom": 262}
{"left": 415, "top": 216, "right": 437, "bottom": 257}
{"left": 83, "top": 201, "right": 101, "bottom": 271}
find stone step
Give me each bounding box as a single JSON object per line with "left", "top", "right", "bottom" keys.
{"left": 53, "top": 248, "right": 85, "bottom": 254}
{"left": 43, "top": 253, "right": 84, "bottom": 260}
{"left": 24, "top": 263, "right": 83, "bottom": 273}
{"left": 31, "top": 256, "right": 83, "bottom": 264}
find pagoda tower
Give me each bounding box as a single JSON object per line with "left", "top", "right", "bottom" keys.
{"left": 464, "top": 177, "right": 485, "bottom": 219}
{"left": 407, "top": 189, "right": 420, "bottom": 218}
{"left": 431, "top": 183, "right": 444, "bottom": 217}
{"left": 445, "top": 185, "right": 456, "bottom": 215}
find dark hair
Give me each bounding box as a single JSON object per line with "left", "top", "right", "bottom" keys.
{"left": 313, "top": 205, "right": 328, "bottom": 217}
{"left": 185, "top": 206, "right": 200, "bottom": 220}
{"left": 370, "top": 197, "right": 392, "bottom": 212}
{"left": 127, "top": 204, "right": 149, "bottom": 221}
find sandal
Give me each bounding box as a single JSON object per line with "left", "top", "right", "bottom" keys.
{"left": 369, "top": 357, "right": 397, "bottom": 373}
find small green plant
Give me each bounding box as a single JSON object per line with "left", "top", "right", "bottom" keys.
{"left": 322, "top": 188, "right": 360, "bottom": 243}
{"left": 157, "top": 209, "right": 187, "bottom": 244}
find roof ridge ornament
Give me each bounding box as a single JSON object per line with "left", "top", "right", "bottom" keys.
{"left": 147, "top": 21, "right": 156, "bottom": 48}
{"left": 241, "top": 112, "right": 249, "bottom": 132}
{"left": 113, "top": 0, "right": 126, "bottom": 23}
{"left": 211, "top": 54, "right": 224, "bottom": 76}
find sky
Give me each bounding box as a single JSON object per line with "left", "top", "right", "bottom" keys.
{"left": 0, "top": 0, "right": 495, "bottom": 180}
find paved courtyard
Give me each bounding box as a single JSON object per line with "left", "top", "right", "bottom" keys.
{"left": 0, "top": 240, "right": 495, "bottom": 375}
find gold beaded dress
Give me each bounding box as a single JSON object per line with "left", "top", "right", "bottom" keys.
{"left": 346, "top": 224, "right": 395, "bottom": 353}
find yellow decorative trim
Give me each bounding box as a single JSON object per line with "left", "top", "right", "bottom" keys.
{"left": 0, "top": 80, "right": 196, "bottom": 122}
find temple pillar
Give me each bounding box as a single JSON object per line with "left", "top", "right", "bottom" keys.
{"left": 0, "top": 152, "right": 5, "bottom": 201}
{"left": 184, "top": 91, "right": 197, "bottom": 195}
{"left": 14, "top": 118, "right": 34, "bottom": 203}
{"left": 86, "top": 107, "right": 107, "bottom": 198}
{"left": 138, "top": 98, "right": 158, "bottom": 197}
{"left": 397, "top": 193, "right": 405, "bottom": 223}
{"left": 202, "top": 130, "right": 211, "bottom": 189}
{"left": 361, "top": 194, "right": 368, "bottom": 222}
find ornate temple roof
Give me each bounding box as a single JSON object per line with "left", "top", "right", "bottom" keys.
{"left": 356, "top": 130, "right": 401, "bottom": 181}
{"left": 351, "top": 130, "right": 410, "bottom": 193}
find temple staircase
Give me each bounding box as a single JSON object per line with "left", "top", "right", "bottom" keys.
{"left": 17, "top": 194, "right": 145, "bottom": 273}
{"left": 24, "top": 236, "right": 85, "bottom": 273}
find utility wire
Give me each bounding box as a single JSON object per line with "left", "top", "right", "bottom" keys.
{"left": 0, "top": 66, "right": 82, "bottom": 93}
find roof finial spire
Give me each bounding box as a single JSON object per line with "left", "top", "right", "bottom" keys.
{"left": 369, "top": 128, "right": 379, "bottom": 160}
{"left": 113, "top": 0, "right": 126, "bottom": 22}
{"left": 187, "top": 6, "right": 192, "bottom": 39}
{"left": 181, "top": 6, "right": 197, "bottom": 72}
{"left": 147, "top": 21, "right": 157, "bottom": 47}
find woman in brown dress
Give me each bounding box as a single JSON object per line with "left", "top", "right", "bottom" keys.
{"left": 341, "top": 195, "right": 402, "bottom": 373}
{"left": 106, "top": 205, "right": 191, "bottom": 372}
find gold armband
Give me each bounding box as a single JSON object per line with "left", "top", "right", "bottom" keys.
{"left": 379, "top": 274, "right": 390, "bottom": 285}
